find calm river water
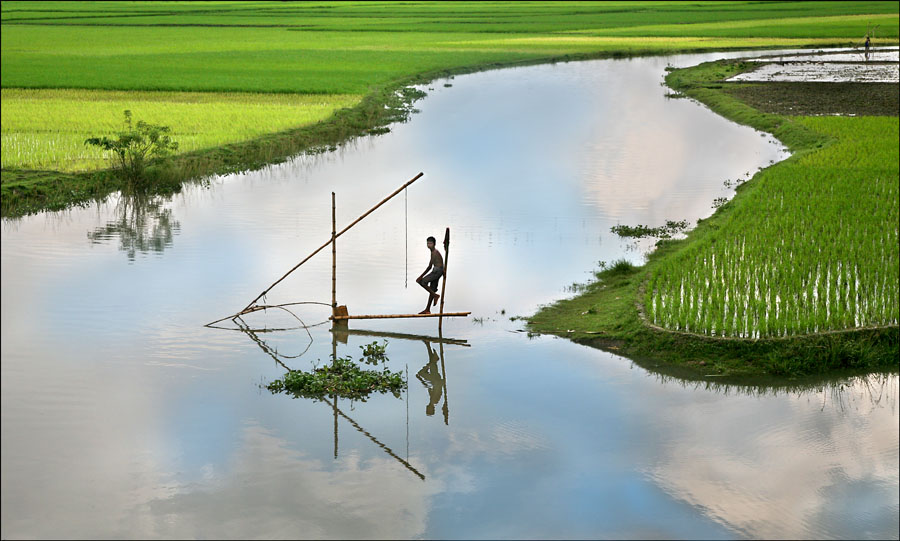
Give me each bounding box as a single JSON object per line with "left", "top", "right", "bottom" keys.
{"left": 2, "top": 51, "right": 897, "bottom": 539}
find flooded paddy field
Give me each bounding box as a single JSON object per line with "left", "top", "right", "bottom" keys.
{"left": 2, "top": 50, "right": 898, "bottom": 539}
{"left": 730, "top": 47, "right": 900, "bottom": 82}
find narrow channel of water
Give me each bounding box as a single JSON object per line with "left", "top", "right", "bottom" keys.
{"left": 2, "top": 50, "right": 897, "bottom": 539}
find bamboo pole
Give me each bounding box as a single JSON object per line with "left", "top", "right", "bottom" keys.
{"left": 438, "top": 228, "right": 450, "bottom": 332}
{"left": 332, "top": 191, "right": 337, "bottom": 319}
{"left": 239, "top": 172, "right": 424, "bottom": 314}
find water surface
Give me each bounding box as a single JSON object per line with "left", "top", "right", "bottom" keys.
{"left": 2, "top": 50, "right": 897, "bottom": 539}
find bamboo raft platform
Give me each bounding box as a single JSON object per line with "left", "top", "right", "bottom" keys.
{"left": 330, "top": 312, "right": 471, "bottom": 321}
{"left": 205, "top": 172, "right": 471, "bottom": 330}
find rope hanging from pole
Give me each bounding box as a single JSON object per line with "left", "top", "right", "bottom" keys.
{"left": 405, "top": 186, "right": 408, "bottom": 289}
{"left": 204, "top": 172, "right": 425, "bottom": 327}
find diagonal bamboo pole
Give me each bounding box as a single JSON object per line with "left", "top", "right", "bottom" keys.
{"left": 235, "top": 172, "right": 424, "bottom": 316}
{"left": 438, "top": 227, "right": 450, "bottom": 332}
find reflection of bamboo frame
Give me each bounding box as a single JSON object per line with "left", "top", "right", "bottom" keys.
{"left": 232, "top": 315, "right": 319, "bottom": 370}
{"left": 331, "top": 327, "right": 470, "bottom": 347}
{"left": 320, "top": 395, "right": 425, "bottom": 480}
{"left": 231, "top": 301, "right": 466, "bottom": 480}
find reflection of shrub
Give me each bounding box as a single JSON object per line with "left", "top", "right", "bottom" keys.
{"left": 84, "top": 110, "right": 178, "bottom": 186}
{"left": 267, "top": 343, "right": 405, "bottom": 401}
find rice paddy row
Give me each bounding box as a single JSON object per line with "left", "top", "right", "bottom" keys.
{"left": 1, "top": 89, "right": 361, "bottom": 172}
{"left": 645, "top": 117, "right": 899, "bottom": 337}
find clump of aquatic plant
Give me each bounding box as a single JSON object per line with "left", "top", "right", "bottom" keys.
{"left": 359, "top": 340, "right": 388, "bottom": 364}
{"left": 267, "top": 342, "right": 405, "bottom": 401}
{"left": 611, "top": 219, "right": 689, "bottom": 239}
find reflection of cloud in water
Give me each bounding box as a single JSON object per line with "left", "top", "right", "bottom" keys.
{"left": 445, "top": 419, "right": 551, "bottom": 462}
{"left": 147, "top": 423, "right": 442, "bottom": 539}
{"left": 643, "top": 374, "right": 899, "bottom": 539}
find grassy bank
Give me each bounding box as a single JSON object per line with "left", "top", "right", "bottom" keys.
{"left": 2, "top": 1, "right": 898, "bottom": 217}
{"left": 1, "top": 83, "right": 423, "bottom": 215}
{"left": 529, "top": 58, "right": 899, "bottom": 379}
{"left": 2, "top": 89, "right": 362, "bottom": 172}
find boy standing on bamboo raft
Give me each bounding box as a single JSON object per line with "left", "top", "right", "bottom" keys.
{"left": 415, "top": 236, "right": 444, "bottom": 314}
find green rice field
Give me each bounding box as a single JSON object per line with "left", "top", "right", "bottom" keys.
{"left": 1, "top": 89, "right": 360, "bottom": 172}
{"left": 2, "top": 1, "right": 897, "bottom": 174}
{"left": 645, "top": 117, "right": 899, "bottom": 338}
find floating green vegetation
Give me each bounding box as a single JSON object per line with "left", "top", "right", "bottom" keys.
{"left": 611, "top": 219, "right": 689, "bottom": 239}
{"left": 645, "top": 117, "right": 899, "bottom": 338}
{"left": 267, "top": 341, "right": 405, "bottom": 401}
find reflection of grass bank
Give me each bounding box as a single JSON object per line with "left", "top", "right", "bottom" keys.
{"left": 530, "top": 58, "right": 899, "bottom": 378}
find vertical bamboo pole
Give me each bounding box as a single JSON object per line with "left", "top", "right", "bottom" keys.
{"left": 438, "top": 227, "right": 450, "bottom": 332}
{"left": 332, "top": 192, "right": 337, "bottom": 319}
{"left": 238, "top": 172, "right": 423, "bottom": 315}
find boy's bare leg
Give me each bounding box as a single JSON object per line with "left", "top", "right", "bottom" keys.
{"left": 419, "top": 295, "right": 433, "bottom": 314}
{"left": 416, "top": 278, "right": 432, "bottom": 294}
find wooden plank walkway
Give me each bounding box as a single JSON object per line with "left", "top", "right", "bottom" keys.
{"left": 330, "top": 312, "right": 471, "bottom": 320}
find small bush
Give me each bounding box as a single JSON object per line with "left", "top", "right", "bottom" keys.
{"left": 85, "top": 110, "right": 178, "bottom": 187}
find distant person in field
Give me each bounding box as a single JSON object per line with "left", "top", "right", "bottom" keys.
{"left": 415, "top": 235, "right": 444, "bottom": 314}
{"left": 864, "top": 35, "right": 871, "bottom": 60}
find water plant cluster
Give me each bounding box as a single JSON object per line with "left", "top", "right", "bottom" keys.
{"left": 645, "top": 116, "right": 899, "bottom": 337}
{"left": 611, "top": 220, "right": 689, "bottom": 239}
{"left": 267, "top": 341, "right": 405, "bottom": 401}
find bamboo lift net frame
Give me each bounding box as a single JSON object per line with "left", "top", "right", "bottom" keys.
{"left": 205, "top": 172, "right": 470, "bottom": 330}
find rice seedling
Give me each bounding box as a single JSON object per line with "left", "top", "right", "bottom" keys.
{"left": 645, "top": 116, "right": 899, "bottom": 337}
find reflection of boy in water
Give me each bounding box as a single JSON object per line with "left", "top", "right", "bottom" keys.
{"left": 415, "top": 341, "right": 444, "bottom": 416}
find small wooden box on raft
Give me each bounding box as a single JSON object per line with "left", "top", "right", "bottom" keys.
{"left": 205, "top": 172, "right": 470, "bottom": 331}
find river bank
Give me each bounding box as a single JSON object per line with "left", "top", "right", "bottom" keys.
{"left": 528, "top": 56, "right": 899, "bottom": 379}
{"left": 5, "top": 2, "right": 899, "bottom": 217}
{"left": 0, "top": 43, "right": 872, "bottom": 219}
